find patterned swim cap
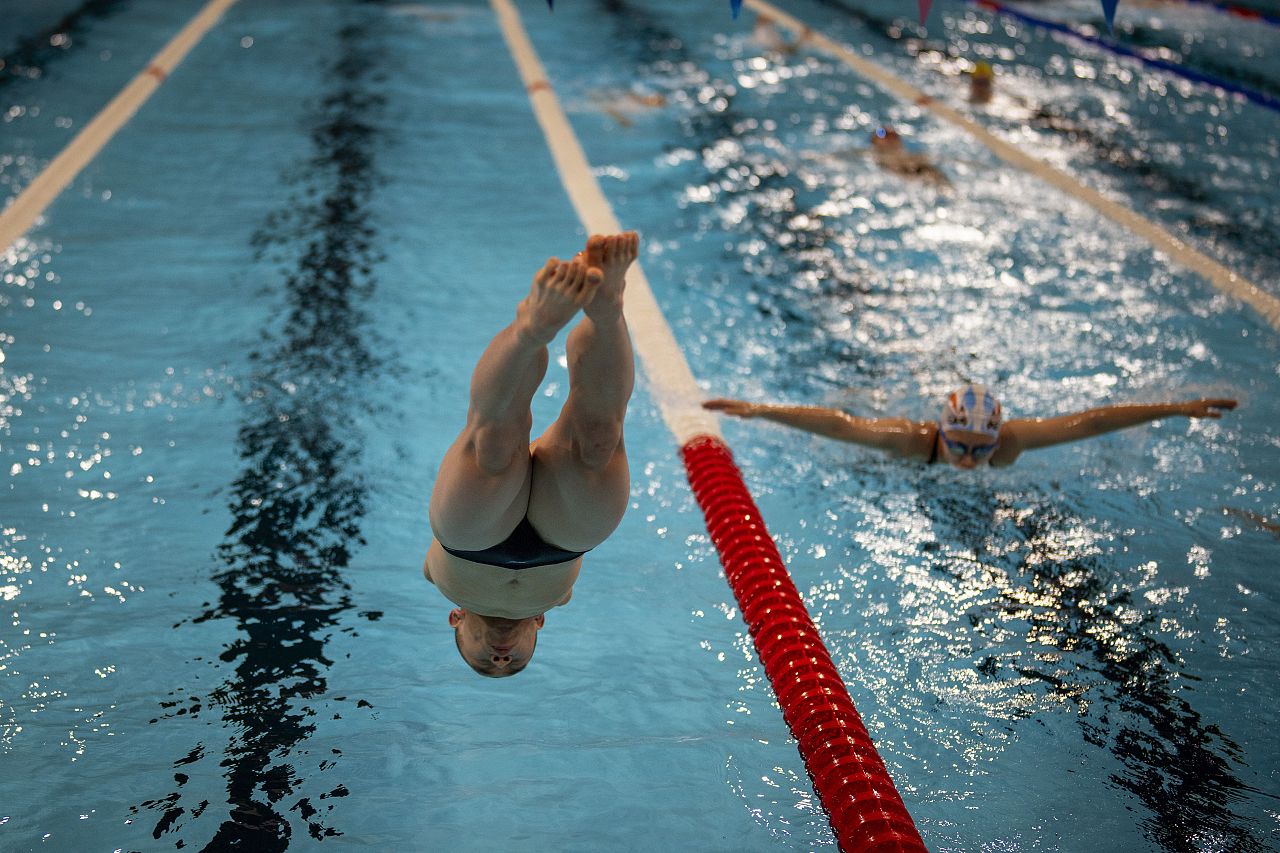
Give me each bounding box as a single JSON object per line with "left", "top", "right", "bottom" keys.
{"left": 940, "top": 384, "right": 1002, "bottom": 440}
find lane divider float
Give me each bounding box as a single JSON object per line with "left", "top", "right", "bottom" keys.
{"left": 683, "top": 437, "right": 924, "bottom": 851}
{"left": 746, "top": 0, "right": 1280, "bottom": 333}
{"left": 0, "top": 0, "right": 241, "bottom": 254}
{"left": 489, "top": 0, "right": 927, "bottom": 850}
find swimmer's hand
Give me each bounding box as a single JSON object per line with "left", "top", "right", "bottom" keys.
{"left": 703, "top": 398, "right": 761, "bottom": 418}
{"left": 1181, "top": 398, "right": 1237, "bottom": 418}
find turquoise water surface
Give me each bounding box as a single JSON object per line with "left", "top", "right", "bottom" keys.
{"left": 2, "top": 0, "right": 1278, "bottom": 850}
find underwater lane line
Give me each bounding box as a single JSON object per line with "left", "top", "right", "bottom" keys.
{"left": 0, "top": 0, "right": 241, "bottom": 254}
{"left": 490, "top": 1, "right": 927, "bottom": 851}
{"left": 748, "top": 0, "right": 1280, "bottom": 334}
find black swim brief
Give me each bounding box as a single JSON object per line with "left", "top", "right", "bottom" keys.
{"left": 440, "top": 516, "right": 589, "bottom": 570}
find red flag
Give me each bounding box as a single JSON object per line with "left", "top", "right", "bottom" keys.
{"left": 919, "top": 0, "right": 933, "bottom": 24}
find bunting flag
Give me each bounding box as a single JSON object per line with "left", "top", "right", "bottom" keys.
{"left": 919, "top": 0, "right": 933, "bottom": 25}
{"left": 546, "top": 0, "right": 553, "bottom": 9}
{"left": 731, "top": 0, "right": 743, "bottom": 19}
{"left": 1101, "top": 0, "right": 1118, "bottom": 32}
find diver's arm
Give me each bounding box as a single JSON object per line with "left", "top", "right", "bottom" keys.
{"left": 702, "top": 398, "right": 934, "bottom": 460}
{"left": 1001, "top": 398, "right": 1237, "bottom": 457}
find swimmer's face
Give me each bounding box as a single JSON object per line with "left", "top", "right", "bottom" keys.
{"left": 449, "top": 608, "right": 543, "bottom": 677}
{"left": 939, "top": 427, "right": 999, "bottom": 470}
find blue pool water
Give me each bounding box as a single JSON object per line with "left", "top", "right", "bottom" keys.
{"left": 2, "top": 0, "right": 1278, "bottom": 850}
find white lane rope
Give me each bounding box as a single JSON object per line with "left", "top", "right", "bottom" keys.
{"left": 747, "top": 0, "right": 1280, "bottom": 333}
{"left": 490, "top": 0, "right": 721, "bottom": 445}
{"left": 0, "top": 0, "right": 242, "bottom": 254}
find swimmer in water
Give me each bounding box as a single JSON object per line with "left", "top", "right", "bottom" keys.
{"left": 703, "top": 384, "right": 1237, "bottom": 469}
{"left": 424, "top": 232, "right": 639, "bottom": 676}
{"left": 590, "top": 88, "right": 667, "bottom": 128}
{"left": 868, "top": 126, "right": 951, "bottom": 187}
{"left": 753, "top": 11, "right": 803, "bottom": 55}
{"left": 969, "top": 61, "right": 994, "bottom": 105}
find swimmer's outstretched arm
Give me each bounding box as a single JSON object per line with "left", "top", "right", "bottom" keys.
{"left": 702, "top": 398, "right": 935, "bottom": 460}
{"left": 1000, "top": 398, "right": 1237, "bottom": 459}
{"left": 1222, "top": 507, "right": 1280, "bottom": 537}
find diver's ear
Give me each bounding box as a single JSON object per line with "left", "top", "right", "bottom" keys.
{"left": 448, "top": 608, "right": 465, "bottom": 628}
{"left": 533, "top": 614, "right": 545, "bottom": 630}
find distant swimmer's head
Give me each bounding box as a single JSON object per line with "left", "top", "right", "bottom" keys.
{"left": 870, "top": 126, "right": 902, "bottom": 148}
{"left": 939, "top": 384, "right": 1002, "bottom": 468}
{"left": 449, "top": 608, "right": 544, "bottom": 677}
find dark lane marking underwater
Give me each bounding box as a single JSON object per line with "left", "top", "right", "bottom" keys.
{"left": 0, "top": 0, "right": 131, "bottom": 91}
{"left": 129, "top": 14, "right": 386, "bottom": 851}
{"left": 586, "top": 2, "right": 1266, "bottom": 848}
{"left": 917, "top": 488, "right": 1271, "bottom": 852}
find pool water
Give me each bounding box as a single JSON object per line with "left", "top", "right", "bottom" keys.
{"left": 2, "top": 0, "right": 1278, "bottom": 850}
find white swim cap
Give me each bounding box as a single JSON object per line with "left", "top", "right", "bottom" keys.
{"left": 940, "top": 384, "right": 1002, "bottom": 439}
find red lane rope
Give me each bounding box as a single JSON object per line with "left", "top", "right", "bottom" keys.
{"left": 681, "top": 435, "right": 927, "bottom": 853}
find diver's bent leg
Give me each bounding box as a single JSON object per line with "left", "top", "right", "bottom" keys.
{"left": 525, "top": 234, "right": 637, "bottom": 550}
{"left": 429, "top": 258, "right": 600, "bottom": 549}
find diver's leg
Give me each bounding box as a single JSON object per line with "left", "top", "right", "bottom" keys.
{"left": 429, "top": 257, "right": 601, "bottom": 549}
{"left": 527, "top": 233, "right": 638, "bottom": 550}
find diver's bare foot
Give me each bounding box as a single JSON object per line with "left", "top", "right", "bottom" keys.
{"left": 518, "top": 258, "right": 602, "bottom": 345}
{"left": 583, "top": 231, "right": 638, "bottom": 321}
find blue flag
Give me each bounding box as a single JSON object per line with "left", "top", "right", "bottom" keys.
{"left": 1101, "top": 0, "right": 1118, "bottom": 32}
{"left": 546, "top": 0, "right": 554, "bottom": 9}
{"left": 731, "top": 0, "right": 743, "bottom": 19}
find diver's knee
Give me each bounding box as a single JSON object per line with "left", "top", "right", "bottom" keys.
{"left": 572, "top": 419, "right": 624, "bottom": 469}
{"left": 472, "top": 425, "right": 526, "bottom": 474}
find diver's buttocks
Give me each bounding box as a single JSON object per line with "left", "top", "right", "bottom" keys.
{"left": 424, "top": 537, "right": 579, "bottom": 621}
